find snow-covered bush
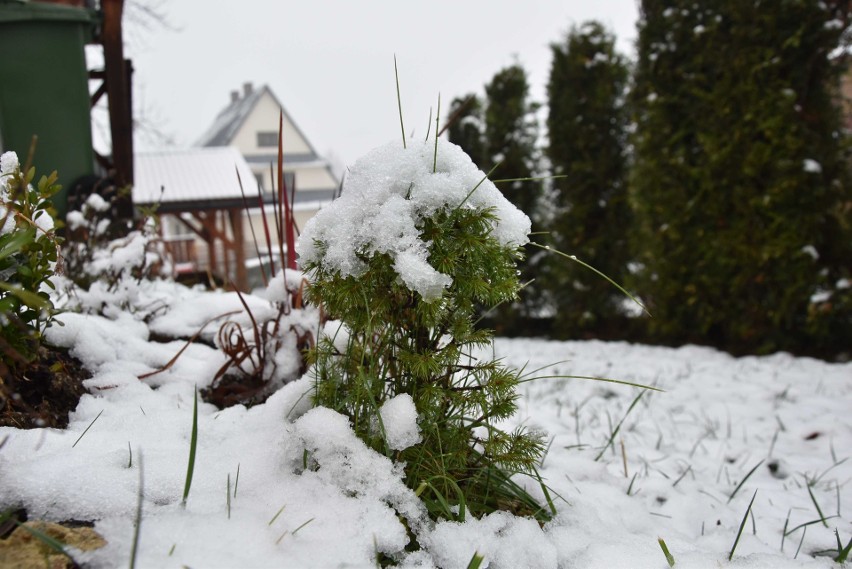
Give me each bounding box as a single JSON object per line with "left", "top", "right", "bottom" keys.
{"left": 58, "top": 192, "right": 174, "bottom": 319}
{"left": 0, "top": 151, "right": 62, "bottom": 371}
{"left": 299, "top": 138, "right": 549, "bottom": 522}
{"left": 63, "top": 193, "right": 171, "bottom": 292}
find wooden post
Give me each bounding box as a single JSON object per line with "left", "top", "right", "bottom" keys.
{"left": 101, "top": 0, "right": 134, "bottom": 221}
{"left": 229, "top": 208, "right": 247, "bottom": 291}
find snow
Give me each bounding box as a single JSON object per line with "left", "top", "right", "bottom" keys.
{"left": 1, "top": 277, "right": 850, "bottom": 567}
{"left": 2, "top": 141, "right": 851, "bottom": 567}
{"left": 298, "top": 139, "right": 530, "bottom": 301}
{"left": 801, "top": 245, "right": 819, "bottom": 260}
{"left": 803, "top": 159, "right": 823, "bottom": 174}
{"left": 379, "top": 394, "right": 421, "bottom": 451}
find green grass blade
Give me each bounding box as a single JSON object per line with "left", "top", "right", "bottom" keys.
{"left": 836, "top": 531, "right": 852, "bottom": 562}
{"left": 456, "top": 162, "right": 502, "bottom": 211}
{"left": 530, "top": 241, "right": 651, "bottom": 316}
{"left": 394, "top": 55, "right": 406, "bottom": 149}
{"left": 129, "top": 449, "right": 144, "bottom": 569}
{"left": 424, "top": 107, "right": 433, "bottom": 142}
{"left": 531, "top": 466, "right": 557, "bottom": 517}
{"left": 234, "top": 463, "right": 240, "bottom": 498}
{"left": 658, "top": 537, "right": 675, "bottom": 567}
{"left": 421, "top": 477, "right": 466, "bottom": 521}
{"left": 227, "top": 473, "right": 231, "bottom": 519}
{"left": 466, "top": 551, "right": 485, "bottom": 569}
{"left": 595, "top": 391, "right": 646, "bottom": 461}
{"left": 727, "top": 459, "right": 764, "bottom": 504}
{"left": 181, "top": 387, "right": 199, "bottom": 507}
{"left": 72, "top": 409, "right": 104, "bottom": 448}
{"left": 794, "top": 526, "right": 807, "bottom": 559}
{"left": 433, "top": 93, "right": 441, "bottom": 173}
{"left": 291, "top": 517, "right": 314, "bottom": 536}
{"left": 520, "top": 374, "right": 663, "bottom": 392}
{"left": 784, "top": 515, "right": 839, "bottom": 536}
{"left": 729, "top": 490, "right": 757, "bottom": 561}
{"left": 626, "top": 472, "right": 639, "bottom": 495}
{"left": 268, "top": 504, "right": 286, "bottom": 526}
{"left": 490, "top": 174, "right": 567, "bottom": 184}
{"left": 805, "top": 480, "right": 829, "bottom": 527}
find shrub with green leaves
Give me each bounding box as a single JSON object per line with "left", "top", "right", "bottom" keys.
{"left": 0, "top": 151, "right": 61, "bottom": 371}
{"left": 298, "top": 139, "right": 549, "bottom": 521}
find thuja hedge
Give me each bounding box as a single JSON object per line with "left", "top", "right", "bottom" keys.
{"left": 629, "top": 0, "right": 852, "bottom": 357}
{"left": 544, "top": 21, "right": 632, "bottom": 338}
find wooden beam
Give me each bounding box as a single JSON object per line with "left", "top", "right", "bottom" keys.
{"left": 229, "top": 208, "right": 247, "bottom": 291}
{"left": 101, "top": 0, "right": 134, "bottom": 220}
{"left": 199, "top": 211, "right": 219, "bottom": 276}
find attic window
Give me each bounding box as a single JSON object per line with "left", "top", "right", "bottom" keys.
{"left": 257, "top": 131, "right": 278, "bottom": 147}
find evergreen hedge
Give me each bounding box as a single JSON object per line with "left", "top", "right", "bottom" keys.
{"left": 629, "top": 0, "right": 852, "bottom": 357}
{"left": 544, "top": 21, "right": 632, "bottom": 338}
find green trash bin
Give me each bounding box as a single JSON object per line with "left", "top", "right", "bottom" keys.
{"left": 0, "top": 0, "right": 98, "bottom": 220}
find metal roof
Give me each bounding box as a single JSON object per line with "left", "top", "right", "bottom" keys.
{"left": 133, "top": 146, "right": 261, "bottom": 211}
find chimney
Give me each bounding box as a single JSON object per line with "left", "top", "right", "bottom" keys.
{"left": 230, "top": 90, "right": 240, "bottom": 103}
{"left": 243, "top": 82, "right": 253, "bottom": 97}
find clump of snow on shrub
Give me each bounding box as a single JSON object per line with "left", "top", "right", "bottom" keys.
{"left": 378, "top": 393, "right": 421, "bottom": 451}
{"left": 803, "top": 158, "right": 823, "bottom": 174}
{"left": 292, "top": 406, "right": 426, "bottom": 529}
{"left": 297, "top": 139, "right": 531, "bottom": 301}
{"left": 256, "top": 268, "right": 305, "bottom": 304}
{"left": 0, "top": 150, "right": 54, "bottom": 235}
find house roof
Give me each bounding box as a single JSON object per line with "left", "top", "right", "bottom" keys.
{"left": 194, "top": 84, "right": 323, "bottom": 163}
{"left": 133, "top": 146, "right": 266, "bottom": 212}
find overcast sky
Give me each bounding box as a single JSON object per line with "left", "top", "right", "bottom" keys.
{"left": 128, "top": 1, "right": 640, "bottom": 171}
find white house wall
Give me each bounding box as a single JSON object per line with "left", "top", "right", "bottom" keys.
{"left": 293, "top": 166, "right": 337, "bottom": 191}
{"left": 231, "top": 91, "right": 311, "bottom": 155}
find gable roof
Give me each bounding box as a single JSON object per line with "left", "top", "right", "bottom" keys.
{"left": 194, "top": 84, "right": 323, "bottom": 162}
{"left": 133, "top": 146, "right": 272, "bottom": 212}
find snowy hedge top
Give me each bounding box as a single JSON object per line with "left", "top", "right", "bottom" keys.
{"left": 297, "top": 139, "right": 531, "bottom": 301}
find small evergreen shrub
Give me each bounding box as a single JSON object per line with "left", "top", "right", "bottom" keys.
{"left": 0, "top": 151, "right": 62, "bottom": 373}
{"left": 298, "top": 139, "right": 548, "bottom": 521}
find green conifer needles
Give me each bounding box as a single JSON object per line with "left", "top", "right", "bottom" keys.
{"left": 298, "top": 139, "right": 548, "bottom": 521}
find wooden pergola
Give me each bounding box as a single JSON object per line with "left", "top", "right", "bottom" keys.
{"left": 156, "top": 200, "right": 249, "bottom": 290}
{"left": 133, "top": 147, "right": 290, "bottom": 291}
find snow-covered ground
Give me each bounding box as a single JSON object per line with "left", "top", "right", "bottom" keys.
{"left": 2, "top": 140, "right": 850, "bottom": 568}
{"left": 0, "top": 276, "right": 849, "bottom": 568}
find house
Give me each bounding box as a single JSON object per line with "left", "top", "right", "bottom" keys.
{"left": 195, "top": 82, "right": 339, "bottom": 231}
{"left": 133, "top": 83, "right": 338, "bottom": 291}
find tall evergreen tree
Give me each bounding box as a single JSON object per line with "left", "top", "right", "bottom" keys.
{"left": 482, "top": 64, "right": 542, "bottom": 328}
{"left": 446, "top": 94, "right": 486, "bottom": 167}
{"left": 544, "top": 21, "right": 631, "bottom": 337}
{"left": 630, "top": 0, "right": 852, "bottom": 356}
{"left": 483, "top": 64, "right": 541, "bottom": 219}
